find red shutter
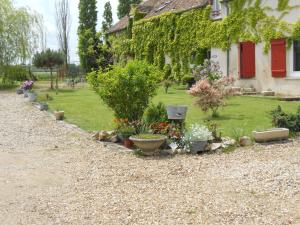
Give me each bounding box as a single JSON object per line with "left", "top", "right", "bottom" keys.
{"left": 271, "top": 39, "right": 286, "bottom": 78}
{"left": 240, "top": 42, "right": 256, "bottom": 78}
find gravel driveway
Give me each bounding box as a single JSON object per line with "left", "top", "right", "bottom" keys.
{"left": 0, "top": 92, "right": 300, "bottom": 225}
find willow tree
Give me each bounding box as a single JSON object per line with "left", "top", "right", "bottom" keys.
{"left": 0, "top": 0, "right": 43, "bottom": 66}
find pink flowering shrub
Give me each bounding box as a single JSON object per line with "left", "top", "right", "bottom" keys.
{"left": 188, "top": 76, "right": 234, "bottom": 117}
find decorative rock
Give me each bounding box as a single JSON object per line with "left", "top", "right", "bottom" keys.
{"left": 262, "top": 91, "right": 275, "bottom": 96}
{"left": 109, "top": 135, "right": 119, "bottom": 143}
{"left": 91, "top": 131, "right": 100, "bottom": 140}
{"left": 211, "top": 143, "right": 222, "bottom": 151}
{"left": 243, "top": 87, "right": 256, "bottom": 93}
{"left": 222, "top": 137, "right": 236, "bottom": 147}
{"left": 99, "top": 131, "right": 109, "bottom": 141}
{"left": 107, "top": 130, "right": 116, "bottom": 136}
{"left": 239, "top": 136, "right": 252, "bottom": 147}
{"left": 16, "top": 89, "right": 24, "bottom": 95}
{"left": 177, "top": 149, "right": 186, "bottom": 155}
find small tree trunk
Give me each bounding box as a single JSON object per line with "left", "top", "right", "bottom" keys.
{"left": 56, "top": 70, "right": 58, "bottom": 95}
{"left": 50, "top": 68, "right": 54, "bottom": 89}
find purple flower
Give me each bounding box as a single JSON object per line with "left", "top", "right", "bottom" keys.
{"left": 21, "top": 80, "right": 34, "bottom": 90}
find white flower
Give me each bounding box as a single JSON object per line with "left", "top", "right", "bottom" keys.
{"left": 184, "top": 124, "right": 213, "bottom": 142}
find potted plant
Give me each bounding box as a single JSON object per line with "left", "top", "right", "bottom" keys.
{"left": 182, "top": 75, "right": 196, "bottom": 89}
{"left": 38, "top": 103, "right": 48, "bottom": 111}
{"left": 27, "top": 90, "right": 37, "bottom": 102}
{"left": 130, "top": 134, "right": 167, "bottom": 155}
{"left": 54, "top": 110, "right": 64, "bottom": 120}
{"left": 183, "top": 124, "right": 213, "bottom": 154}
{"left": 118, "top": 127, "right": 136, "bottom": 148}
{"left": 16, "top": 88, "right": 24, "bottom": 95}
{"left": 21, "top": 80, "right": 34, "bottom": 98}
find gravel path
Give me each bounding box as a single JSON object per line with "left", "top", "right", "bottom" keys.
{"left": 1, "top": 92, "right": 300, "bottom": 225}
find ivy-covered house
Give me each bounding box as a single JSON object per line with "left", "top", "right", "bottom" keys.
{"left": 212, "top": 0, "right": 300, "bottom": 96}
{"left": 108, "top": 0, "right": 300, "bottom": 95}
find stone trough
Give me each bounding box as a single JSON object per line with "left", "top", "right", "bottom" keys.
{"left": 252, "top": 128, "right": 289, "bottom": 143}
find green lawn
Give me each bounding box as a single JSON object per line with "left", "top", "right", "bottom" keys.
{"left": 36, "top": 84, "right": 300, "bottom": 137}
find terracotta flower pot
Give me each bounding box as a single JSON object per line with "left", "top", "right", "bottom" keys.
{"left": 124, "top": 138, "right": 134, "bottom": 148}
{"left": 54, "top": 111, "right": 64, "bottom": 121}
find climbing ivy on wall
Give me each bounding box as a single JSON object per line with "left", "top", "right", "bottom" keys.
{"left": 111, "top": 0, "right": 299, "bottom": 81}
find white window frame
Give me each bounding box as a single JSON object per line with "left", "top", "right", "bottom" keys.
{"left": 212, "top": 0, "right": 221, "bottom": 12}
{"left": 289, "top": 41, "right": 300, "bottom": 77}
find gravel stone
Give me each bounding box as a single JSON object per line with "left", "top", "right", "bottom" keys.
{"left": 0, "top": 92, "right": 300, "bottom": 224}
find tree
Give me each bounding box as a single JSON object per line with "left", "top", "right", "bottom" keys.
{"left": 55, "top": 0, "right": 71, "bottom": 76}
{"left": 117, "top": 0, "right": 141, "bottom": 19}
{"left": 78, "top": 0, "right": 97, "bottom": 73}
{"left": 32, "top": 49, "right": 64, "bottom": 89}
{"left": 102, "top": 2, "right": 113, "bottom": 34}
{"left": 0, "top": 0, "right": 43, "bottom": 66}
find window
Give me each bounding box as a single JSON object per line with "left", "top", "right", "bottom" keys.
{"left": 294, "top": 40, "right": 300, "bottom": 71}
{"left": 212, "top": 0, "right": 221, "bottom": 12}
{"left": 211, "top": 0, "right": 222, "bottom": 19}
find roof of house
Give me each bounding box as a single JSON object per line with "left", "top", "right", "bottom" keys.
{"left": 108, "top": 0, "right": 209, "bottom": 34}
{"left": 145, "top": 0, "right": 209, "bottom": 18}
{"left": 107, "top": 15, "right": 130, "bottom": 34}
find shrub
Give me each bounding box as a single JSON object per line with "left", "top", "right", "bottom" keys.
{"left": 144, "top": 102, "right": 168, "bottom": 125}
{"left": 0, "top": 65, "right": 28, "bottom": 84}
{"left": 271, "top": 105, "right": 300, "bottom": 132}
{"left": 193, "top": 59, "right": 222, "bottom": 82}
{"left": 88, "top": 60, "right": 162, "bottom": 121}
{"left": 163, "top": 64, "right": 172, "bottom": 80}
{"left": 205, "top": 120, "right": 222, "bottom": 142}
{"left": 118, "top": 127, "right": 136, "bottom": 139}
{"left": 188, "top": 79, "right": 225, "bottom": 117}
{"left": 162, "top": 80, "right": 172, "bottom": 94}
{"left": 188, "top": 60, "right": 234, "bottom": 117}
{"left": 182, "top": 75, "right": 196, "bottom": 89}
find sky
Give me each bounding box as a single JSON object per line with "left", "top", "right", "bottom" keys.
{"left": 13, "top": 0, "right": 119, "bottom": 64}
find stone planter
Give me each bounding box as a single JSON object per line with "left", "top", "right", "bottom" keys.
{"left": 38, "top": 103, "right": 48, "bottom": 111}
{"left": 16, "top": 88, "right": 24, "bottom": 95}
{"left": 167, "top": 105, "right": 188, "bottom": 120}
{"left": 27, "top": 92, "right": 37, "bottom": 102}
{"left": 252, "top": 128, "right": 289, "bottom": 143}
{"left": 190, "top": 140, "right": 208, "bottom": 154}
{"left": 130, "top": 135, "right": 167, "bottom": 156}
{"left": 24, "top": 90, "right": 29, "bottom": 98}
{"left": 54, "top": 111, "right": 64, "bottom": 121}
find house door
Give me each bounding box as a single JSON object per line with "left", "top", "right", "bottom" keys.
{"left": 239, "top": 42, "right": 256, "bottom": 78}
